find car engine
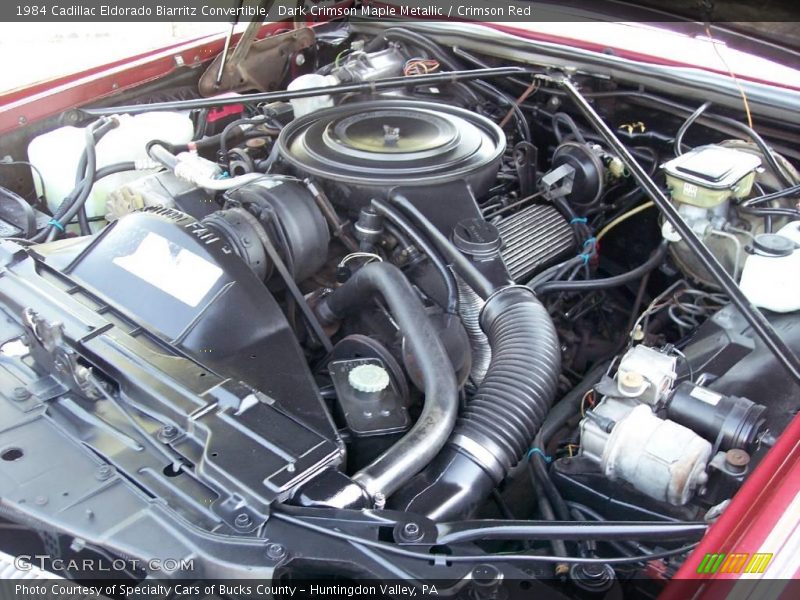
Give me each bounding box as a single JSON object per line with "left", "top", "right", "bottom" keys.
{"left": 0, "top": 22, "right": 798, "bottom": 596}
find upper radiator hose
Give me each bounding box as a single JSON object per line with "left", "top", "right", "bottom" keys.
{"left": 316, "top": 262, "right": 459, "bottom": 504}
{"left": 391, "top": 285, "right": 561, "bottom": 520}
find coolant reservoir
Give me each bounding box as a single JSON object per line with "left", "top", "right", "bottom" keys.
{"left": 27, "top": 112, "right": 193, "bottom": 220}
{"left": 739, "top": 221, "right": 800, "bottom": 313}
{"left": 287, "top": 74, "right": 336, "bottom": 118}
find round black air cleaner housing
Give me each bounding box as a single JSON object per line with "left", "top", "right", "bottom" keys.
{"left": 276, "top": 100, "right": 506, "bottom": 208}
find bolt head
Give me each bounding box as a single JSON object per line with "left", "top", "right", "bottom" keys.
{"left": 266, "top": 543, "right": 286, "bottom": 560}
{"left": 95, "top": 465, "right": 114, "bottom": 481}
{"left": 471, "top": 564, "right": 501, "bottom": 586}
{"left": 234, "top": 513, "right": 252, "bottom": 528}
{"left": 12, "top": 387, "right": 30, "bottom": 401}
{"left": 725, "top": 448, "right": 751, "bottom": 473}
{"left": 159, "top": 425, "right": 178, "bottom": 441}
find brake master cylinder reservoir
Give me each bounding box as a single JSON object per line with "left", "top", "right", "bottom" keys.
{"left": 739, "top": 221, "right": 800, "bottom": 312}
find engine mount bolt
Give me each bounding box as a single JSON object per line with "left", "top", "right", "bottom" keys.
{"left": 234, "top": 513, "right": 252, "bottom": 528}
{"left": 266, "top": 543, "right": 287, "bottom": 560}
{"left": 12, "top": 386, "right": 30, "bottom": 401}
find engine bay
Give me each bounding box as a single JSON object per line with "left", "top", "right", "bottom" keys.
{"left": 0, "top": 21, "right": 799, "bottom": 596}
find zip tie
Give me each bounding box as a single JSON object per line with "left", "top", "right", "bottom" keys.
{"left": 527, "top": 447, "right": 552, "bottom": 463}
{"left": 47, "top": 219, "right": 65, "bottom": 232}
{"left": 570, "top": 217, "right": 588, "bottom": 224}
{"left": 582, "top": 236, "right": 597, "bottom": 248}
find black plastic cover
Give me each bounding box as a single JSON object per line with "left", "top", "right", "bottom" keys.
{"left": 37, "top": 206, "right": 333, "bottom": 434}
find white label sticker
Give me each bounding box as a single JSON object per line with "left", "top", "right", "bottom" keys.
{"left": 683, "top": 182, "right": 699, "bottom": 198}
{"left": 112, "top": 232, "right": 223, "bottom": 307}
{"left": 689, "top": 386, "right": 722, "bottom": 406}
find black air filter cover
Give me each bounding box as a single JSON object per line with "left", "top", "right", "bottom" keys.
{"left": 277, "top": 100, "right": 506, "bottom": 208}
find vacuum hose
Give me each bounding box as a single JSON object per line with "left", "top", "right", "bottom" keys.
{"left": 391, "top": 285, "right": 561, "bottom": 520}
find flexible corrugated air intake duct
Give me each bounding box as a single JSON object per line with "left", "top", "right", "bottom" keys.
{"left": 391, "top": 286, "right": 561, "bottom": 520}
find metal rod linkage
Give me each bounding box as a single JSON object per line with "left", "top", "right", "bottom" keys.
{"left": 82, "top": 67, "right": 532, "bottom": 116}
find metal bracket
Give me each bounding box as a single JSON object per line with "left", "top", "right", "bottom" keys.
{"left": 540, "top": 163, "right": 576, "bottom": 201}
{"left": 21, "top": 308, "right": 99, "bottom": 399}
{"left": 198, "top": 26, "right": 315, "bottom": 97}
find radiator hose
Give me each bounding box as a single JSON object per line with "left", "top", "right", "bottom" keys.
{"left": 391, "top": 285, "right": 561, "bottom": 520}
{"left": 316, "top": 262, "right": 459, "bottom": 503}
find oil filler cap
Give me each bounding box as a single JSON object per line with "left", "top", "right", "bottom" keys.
{"left": 348, "top": 364, "right": 391, "bottom": 393}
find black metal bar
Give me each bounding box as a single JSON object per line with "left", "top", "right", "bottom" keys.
{"left": 82, "top": 67, "right": 532, "bottom": 116}
{"left": 437, "top": 519, "right": 707, "bottom": 544}
{"left": 558, "top": 77, "right": 800, "bottom": 385}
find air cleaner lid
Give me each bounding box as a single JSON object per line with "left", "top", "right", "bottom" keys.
{"left": 277, "top": 100, "right": 505, "bottom": 188}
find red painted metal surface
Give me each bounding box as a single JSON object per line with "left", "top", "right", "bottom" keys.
{"left": 0, "top": 23, "right": 290, "bottom": 135}
{"left": 661, "top": 409, "right": 800, "bottom": 595}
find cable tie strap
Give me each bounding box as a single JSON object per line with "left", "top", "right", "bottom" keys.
{"left": 570, "top": 217, "right": 588, "bottom": 224}
{"left": 527, "top": 447, "right": 552, "bottom": 463}
{"left": 47, "top": 219, "right": 65, "bottom": 232}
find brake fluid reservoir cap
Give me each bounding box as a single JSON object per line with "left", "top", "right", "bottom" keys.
{"left": 348, "top": 364, "right": 390, "bottom": 393}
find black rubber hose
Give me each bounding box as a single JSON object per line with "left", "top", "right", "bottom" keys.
{"left": 392, "top": 286, "right": 561, "bottom": 520}
{"left": 55, "top": 162, "right": 137, "bottom": 230}
{"left": 219, "top": 117, "right": 279, "bottom": 158}
{"left": 534, "top": 241, "right": 668, "bottom": 295}
{"left": 77, "top": 198, "right": 92, "bottom": 235}
{"left": 739, "top": 206, "right": 800, "bottom": 219}
{"left": 371, "top": 198, "right": 458, "bottom": 314}
{"left": 145, "top": 122, "right": 279, "bottom": 159}
{"left": 44, "top": 126, "right": 101, "bottom": 241}
{"left": 529, "top": 361, "right": 611, "bottom": 524}
{"left": 674, "top": 101, "right": 712, "bottom": 156}
{"left": 553, "top": 112, "right": 586, "bottom": 144}
{"left": 317, "top": 262, "right": 459, "bottom": 502}
{"left": 741, "top": 183, "right": 800, "bottom": 207}
{"left": 389, "top": 193, "right": 501, "bottom": 299}
{"left": 529, "top": 459, "right": 570, "bottom": 559}
{"left": 38, "top": 119, "right": 120, "bottom": 242}
{"left": 673, "top": 101, "right": 793, "bottom": 187}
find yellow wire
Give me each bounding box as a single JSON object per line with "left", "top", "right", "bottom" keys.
{"left": 580, "top": 389, "right": 594, "bottom": 417}
{"left": 705, "top": 25, "right": 753, "bottom": 129}
{"left": 596, "top": 201, "right": 655, "bottom": 242}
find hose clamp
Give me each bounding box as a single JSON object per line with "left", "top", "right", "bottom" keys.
{"left": 450, "top": 433, "right": 507, "bottom": 484}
